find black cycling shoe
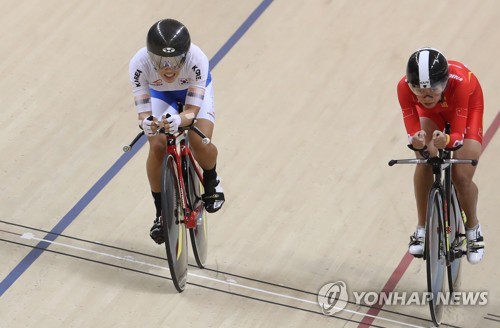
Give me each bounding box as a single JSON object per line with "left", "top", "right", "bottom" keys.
{"left": 202, "top": 177, "right": 225, "bottom": 213}
{"left": 149, "top": 217, "right": 165, "bottom": 244}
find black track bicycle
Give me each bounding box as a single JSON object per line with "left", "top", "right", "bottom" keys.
{"left": 389, "top": 123, "right": 477, "bottom": 326}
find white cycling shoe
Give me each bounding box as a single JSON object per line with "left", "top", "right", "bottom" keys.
{"left": 466, "top": 224, "right": 485, "bottom": 264}
{"left": 408, "top": 226, "right": 425, "bottom": 257}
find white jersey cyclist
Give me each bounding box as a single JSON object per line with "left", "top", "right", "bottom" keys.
{"left": 129, "top": 44, "right": 215, "bottom": 123}
{"left": 129, "top": 19, "right": 224, "bottom": 245}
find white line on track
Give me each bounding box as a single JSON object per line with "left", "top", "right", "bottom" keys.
{"left": 20, "top": 232, "right": 424, "bottom": 328}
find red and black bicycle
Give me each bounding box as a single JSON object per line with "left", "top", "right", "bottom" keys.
{"left": 125, "top": 109, "right": 208, "bottom": 293}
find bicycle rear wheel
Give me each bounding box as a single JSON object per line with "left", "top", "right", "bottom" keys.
{"left": 447, "top": 185, "right": 465, "bottom": 293}
{"left": 425, "top": 188, "right": 447, "bottom": 326}
{"left": 184, "top": 155, "right": 208, "bottom": 268}
{"left": 161, "top": 155, "right": 188, "bottom": 293}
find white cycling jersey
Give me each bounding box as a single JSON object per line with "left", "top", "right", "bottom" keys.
{"left": 129, "top": 43, "right": 215, "bottom": 122}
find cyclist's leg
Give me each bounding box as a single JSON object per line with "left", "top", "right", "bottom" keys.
{"left": 453, "top": 139, "right": 484, "bottom": 263}
{"left": 190, "top": 118, "right": 217, "bottom": 169}
{"left": 414, "top": 117, "right": 442, "bottom": 225}
{"left": 409, "top": 117, "right": 440, "bottom": 256}
{"left": 452, "top": 139, "right": 481, "bottom": 228}
{"left": 452, "top": 85, "right": 484, "bottom": 229}
{"left": 147, "top": 96, "right": 179, "bottom": 193}
{"left": 148, "top": 95, "right": 179, "bottom": 243}
{"left": 146, "top": 135, "right": 167, "bottom": 194}
{"left": 188, "top": 83, "right": 225, "bottom": 213}
{"left": 452, "top": 89, "right": 484, "bottom": 263}
{"left": 188, "top": 83, "right": 217, "bottom": 170}
{"left": 146, "top": 135, "right": 167, "bottom": 244}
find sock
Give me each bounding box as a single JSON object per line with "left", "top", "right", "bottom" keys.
{"left": 466, "top": 223, "right": 479, "bottom": 231}
{"left": 466, "top": 223, "right": 480, "bottom": 240}
{"left": 152, "top": 191, "right": 162, "bottom": 217}
{"left": 203, "top": 165, "right": 217, "bottom": 182}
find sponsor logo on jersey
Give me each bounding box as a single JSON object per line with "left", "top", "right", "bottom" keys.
{"left": 150, "top": 79, "right": 163, "bottom": 86}
{"left": 192, "top": 65, "right": 201, "bottom": 80}
{"left": 449, "top": 73, "right": 464, "bottom": 82}
{"left": 134, "top": 69, "right": 142, "bottom": 87}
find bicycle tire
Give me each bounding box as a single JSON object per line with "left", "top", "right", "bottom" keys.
{"left": 447, "top": 185, "right": 465, "bottom": 293}
{"left": 425, "top": 188, "right": 446, "bottom": 326}
{"left": 161, "top": 154, "right": 188, "bottom": 293}
{"left": 184, "top": 154, "right": 208, "bottom": 268}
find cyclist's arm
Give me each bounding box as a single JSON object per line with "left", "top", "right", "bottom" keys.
{"left": 129, "top": 55, "right": 153, "bottom": 120}
{"left": 397, "top": 78, "right": 421, "bottom": 144}
{"left": 180, "top": 85, "right": 205, "bottom": 126}
{"left": 181, "top": 45, "right": 209, "bottom": 126}
{"left": 134, "top": 94, "right": 155, "bottom": 131}
{"left": 134, "top": 95, "right": 153, "bottom": 120}
{"left": 446, "top": 84, "right": 469, "bottom": 148}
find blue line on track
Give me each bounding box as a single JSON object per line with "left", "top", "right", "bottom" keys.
{"left": 0, "top": 0, "right": 273, "bottom": 297}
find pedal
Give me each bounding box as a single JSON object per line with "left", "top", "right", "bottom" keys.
{"left": 450, "top": 249, "right": 465, "bottom": 261}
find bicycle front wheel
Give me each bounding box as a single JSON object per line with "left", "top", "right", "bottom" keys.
{"left": 447, "top": 185, "right": 465, "bottom": 293}
{"left": 183, "top": 154, "right": 208, "bottom": 268}
{"left": 425, "top": 188, "right": 447, "bottom": 326}
{"left": 161, "top": 154, "right": 188, "bottom": 293}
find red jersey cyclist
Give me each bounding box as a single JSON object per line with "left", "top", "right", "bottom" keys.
{"left": 397, "top": 47, "right": 485, "bottom": 264}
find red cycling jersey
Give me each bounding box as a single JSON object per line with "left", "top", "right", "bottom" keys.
{"left": 397, "top": 60, "right": 484, "bottom": 147}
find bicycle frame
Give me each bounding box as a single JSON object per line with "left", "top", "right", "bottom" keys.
{"left": 165, "top": 129, "right": 205, "bottom": 230}
{"left": 427, "top": 150, "right": 453, "bottom": 265}
{"left": 123, "top": 111, "right": 211, "bottom": 292}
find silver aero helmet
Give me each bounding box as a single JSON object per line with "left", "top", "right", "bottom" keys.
{"left": 146, "top": 19, "right": 191, "bottom": 71}
{"left": 406, "top": 47, "right": 449, "bottom": 96}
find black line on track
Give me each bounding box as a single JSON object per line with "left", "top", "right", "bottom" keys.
{"left": 484, "top": 313, "right": 500, "bottom": 324}
{"left": 0, "top": 237, "right": 387, "bottom": 328}
{"left": 1, "top": 220, "right": 461, "bottom": 327}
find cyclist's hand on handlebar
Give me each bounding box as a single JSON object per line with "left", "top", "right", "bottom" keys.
{"left": 142, "top": 115, "right": 159, "bottom": 136}
{"left": 432, "top": 130, "right": 448, "bottom": 149}
{"left": 163, "top": 114, "right": 181, "bottom": 134}
{"left": 411, "top": 130, "right": 426, "bottom": 149}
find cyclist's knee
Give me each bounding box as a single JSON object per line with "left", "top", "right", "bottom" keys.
{"left": 456, "top": 139, "right": 482, "bottom": 159}
{"left": 452, "top": 169, "right": 474, "bottom": 190}
{"left": 148, "top": 137, "right": 166, "bottom": 156}
{"left": 193, "top": 139, "right": 216, "bottom": 154}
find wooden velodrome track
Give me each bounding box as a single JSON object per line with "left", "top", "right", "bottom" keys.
{"left": 1, "top": 1, "right": 499, "bottom": 327}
